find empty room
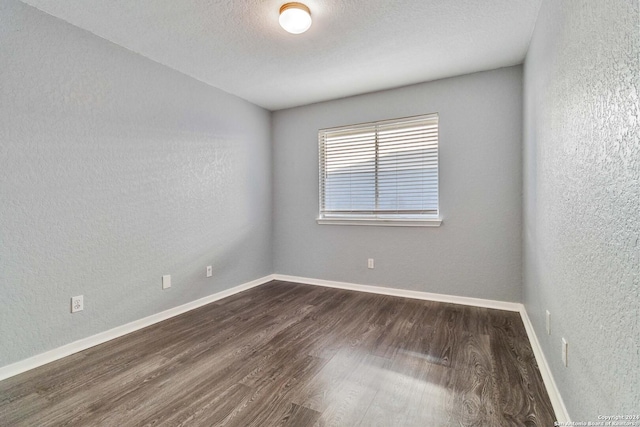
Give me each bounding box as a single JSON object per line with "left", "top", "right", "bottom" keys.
{"left": 1, "top": 0, "right": 638, "bottom": 425}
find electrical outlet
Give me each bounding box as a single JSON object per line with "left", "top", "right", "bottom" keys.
{"left": 562, "top": 338, "right": 568, "bottom": 367}
{"left": 367, "top": 258, "right": 374, "bottom": 269}
{"left": 546, "top": 310, "right": 551, "bottom": 335}
{"left": 71, "top": 295, "right": 83, "bottom": 313}
{"left": 206, "top": 266, "right": 212, "bottom": 278}
{"left": 162, "top": 275, "right": 171, "bottom": 290}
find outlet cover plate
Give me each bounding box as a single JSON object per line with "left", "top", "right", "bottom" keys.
{"left": 162, "top": 275, "right": 171, "bottom": 289}
{"left": 546, "top": 310, "right": 551, "bottom": 335}
{"left": 71, "top": 295, "right": 84, "bottom": 313}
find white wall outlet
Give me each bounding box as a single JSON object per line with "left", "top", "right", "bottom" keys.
{"left": 546, "top": 310, "right": 551, "bottom": 335}
{"left": 367, "top": 258, "right": 374, "bottom": 269}
{"left": 162, "top": 274, "right": 171, "bottom": 290}
{"left": 562, "top": 337, "right": 568, "bottom": 367}
{"left": 206, "top": 266, "right": 212, "bottom": 278}
{"left": 71, "top": 295, "right": 83, "bottom": 313}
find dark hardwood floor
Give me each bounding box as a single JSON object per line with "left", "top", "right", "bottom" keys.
{"left": 0, "top": 281, "right": 556, "bottom": 426}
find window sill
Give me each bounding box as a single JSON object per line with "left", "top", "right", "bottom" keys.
{"left": 316, "top": 217, "right": 442, "bottom": 227}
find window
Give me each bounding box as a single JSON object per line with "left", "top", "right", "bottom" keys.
{"left": 318, "top": 114, "right": 441, "bottom": 226}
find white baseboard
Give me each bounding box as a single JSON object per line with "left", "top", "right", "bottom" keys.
{"left": 519, "top": 307, "right": 571, "bottom": 423}
{"left": 273, "top": 274, "right": 522, "bottom": 312}
{"left": 274, "top": 274, "right": 569, "bottom": 422}
{"left": 0, "top": 275, "right": 275, "bottom": 382}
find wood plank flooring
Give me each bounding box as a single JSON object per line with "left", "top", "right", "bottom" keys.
{"left": 0, "top": 281, "right": 556, "bottom": 426}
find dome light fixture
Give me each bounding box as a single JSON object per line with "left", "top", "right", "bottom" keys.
{"left": 279, "top": 2, "right": 312, "bottom": 34}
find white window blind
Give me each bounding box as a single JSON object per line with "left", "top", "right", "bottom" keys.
{"left": 319, "top": 114, "right": 439, "bottom": 222}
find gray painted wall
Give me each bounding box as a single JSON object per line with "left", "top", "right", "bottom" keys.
{"left": 0, "top": 0, "right": 272, "bottom": 367}
{"left": 273, "top": 67, "right": 523, "bottom": 302}
{"left": 523, "top": 0, "right": 639, "bottom": 418}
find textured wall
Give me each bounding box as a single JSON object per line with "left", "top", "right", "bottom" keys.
{"left": 273, "top": 67, "right": 524, "bottom": 302}
{"left": 0, "top": 0, "right": 272, "bottom": 367}
{"left": 523, "top": 0, "right": 640, "bottom": 418}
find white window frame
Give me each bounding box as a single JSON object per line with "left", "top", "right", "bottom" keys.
{"left": 317, "top": 114, "right": 442, "bottom": 227}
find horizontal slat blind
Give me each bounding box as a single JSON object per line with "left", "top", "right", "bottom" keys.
{"left": 319, "top": 114, "right": 439, "bottom": 219}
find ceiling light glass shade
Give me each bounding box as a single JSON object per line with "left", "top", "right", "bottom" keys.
{"left": 279, "top": 3, "right": 312, "bottom": 34}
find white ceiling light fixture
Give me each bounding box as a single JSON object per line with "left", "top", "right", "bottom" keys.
{"left": 279, "top": 2, "right": 312, "bottom": 35}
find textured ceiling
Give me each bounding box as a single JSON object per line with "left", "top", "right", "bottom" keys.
{"left": 19, "top": 0, "right": 542, "bottom": 110}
